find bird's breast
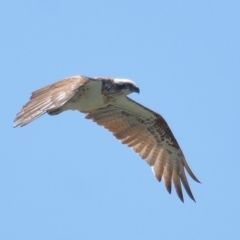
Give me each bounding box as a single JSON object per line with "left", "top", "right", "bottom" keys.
{"left": 64, "top": 80, "right": 107, "bottom": 112}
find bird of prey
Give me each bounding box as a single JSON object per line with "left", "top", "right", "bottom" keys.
{"left": 14, "top": 75, "right": 200, "bottom": 202}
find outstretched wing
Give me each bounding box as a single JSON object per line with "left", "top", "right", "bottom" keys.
{"left": 86, "top": 96, "right": 200, "bottom": 202}
{"left": 14, "top": 76, "right": 90, "bottom": 127}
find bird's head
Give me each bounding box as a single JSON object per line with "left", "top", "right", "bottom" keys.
{"left": 112, "top": 78, "right": 140, "bottom": 95}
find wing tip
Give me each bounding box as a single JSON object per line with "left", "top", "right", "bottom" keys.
{"left": 179, "top": 196, "right": 184, "bottom": 203}
{"left": 13, "top": 117, "right": 21, "bottom": 128}
{"left": 13, "top": 120, "right": 26, "bottom": 128}
{"left": 177, "top": 190, "right": 196, "bottom": 203}
{"left": 13, "top": 123, "right": 18, "bottom": 128}
{"left": 13, "top": 114, "right": 33, "bottom": 128}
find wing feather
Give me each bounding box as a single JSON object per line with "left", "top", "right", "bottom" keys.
{"left": 116, "top": 126, "right": 139, "bottom": 140}
{"left": 172, "top": 171, "right": 184, "bottom": 202}
{"left": 14, "top": 76, "right": 90, "bottom": 127}
{"left": 120, "top": 127, "right": 143, "bottom": 142}
{"left": 85, "top": 96, "right": 200, "bottom": 202}
{"left": 146, "top": 147, "right": 159, "bottom": 166}
{"left": 153, "top": 148, "right": 168, "bottom": 181}
{"left": 139, "top": 141, "right": 154, "bottom": 159}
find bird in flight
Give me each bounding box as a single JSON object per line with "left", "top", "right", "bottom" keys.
{"left": 14, "top": 75, "right": 200, "bottom": 202}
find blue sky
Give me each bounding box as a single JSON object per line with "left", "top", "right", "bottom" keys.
{"left": 1, "top": 1, "right": 240, "bottom": 239}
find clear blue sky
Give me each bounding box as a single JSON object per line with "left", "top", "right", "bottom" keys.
{"left": 1, "top": 1, "right": 240, "bottom": 239}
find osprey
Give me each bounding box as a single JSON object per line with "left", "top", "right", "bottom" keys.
{"left": 14, "top": 75, "right": 200, "bottom": 202}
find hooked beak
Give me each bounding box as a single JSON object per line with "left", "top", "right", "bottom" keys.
{"left": 133, "top": 86, "right": 140, "bottom": 94}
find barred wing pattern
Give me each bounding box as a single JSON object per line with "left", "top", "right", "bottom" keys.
{"left": 86, "top": 97, "right": 200, "bottom": 202}
{"left": 14, "top": 76, "right": 90, "bottom": 127}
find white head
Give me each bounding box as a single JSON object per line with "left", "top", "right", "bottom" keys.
{"left": 113, "top": 78, "right": 140, "bottom": 95}
{"left": 113, "top": 78, "right": 136, "bottom": 85}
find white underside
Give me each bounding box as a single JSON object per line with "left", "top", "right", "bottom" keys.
{"left": 63, "top": 80, "right": 106, "bottom": 112}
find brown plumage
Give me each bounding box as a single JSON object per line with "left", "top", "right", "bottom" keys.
{"left": 14, "top": 75, "right": 200, "bottom": 202}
